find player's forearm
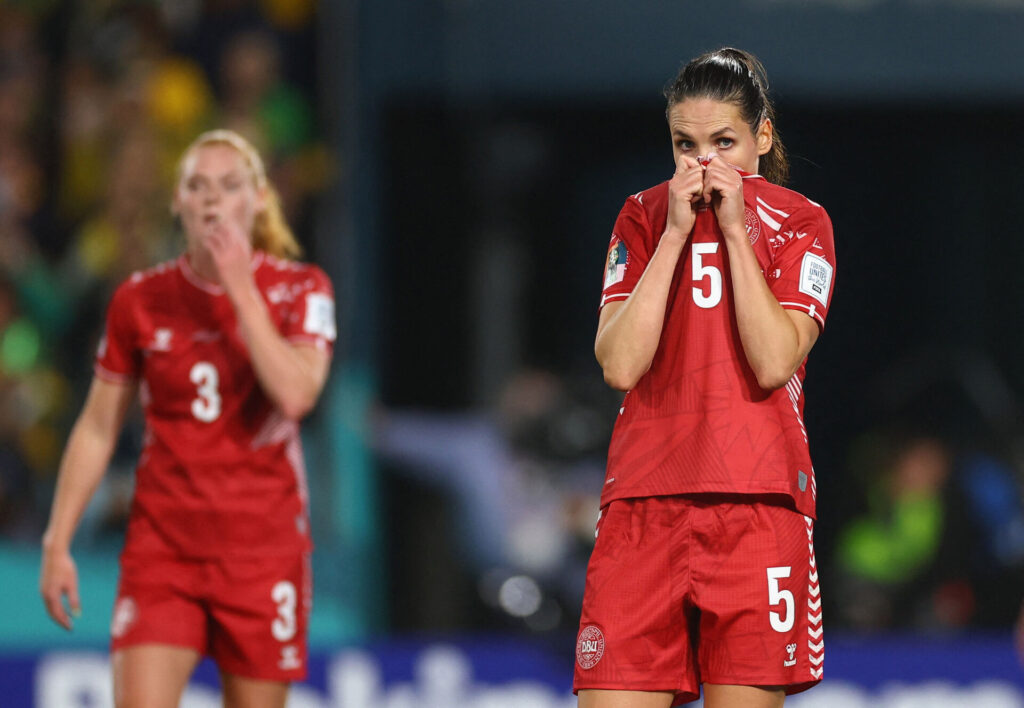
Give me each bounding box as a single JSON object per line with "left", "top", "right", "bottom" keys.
{"left": 724, "top": 232, "right": 804, "bottom": 390}
{"left": 596, "top": 234, "right": 686, "bottom": 391}
{"left": 43, "top": 420, "right": 118, "bottom": 553}
{"left": 230, "top": 285, "right": 326, "bottom": 419}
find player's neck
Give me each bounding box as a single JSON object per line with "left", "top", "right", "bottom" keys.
{"left": 185, "top": 250, "right": 222, "bottom": 286}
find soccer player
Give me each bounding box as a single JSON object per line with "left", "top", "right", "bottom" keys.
{"left": 574, "top": 49, "right": 836, "bottom": 708}
{"left": 40, "top": 129, "right": 335, "bottom": 708}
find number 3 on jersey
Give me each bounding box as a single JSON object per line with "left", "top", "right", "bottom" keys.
{"left": 189, "top": 361, "right": 221, "bottom": 422}
{"left": 691, "top": 242, "right": 722, "bottom": 309}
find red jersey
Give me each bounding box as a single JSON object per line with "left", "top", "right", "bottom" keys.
{"left": 95, "top": 252, "right": 336, "bottom": 559}
{"left": 599, "top": 173, "right": 836, "bottom": 518}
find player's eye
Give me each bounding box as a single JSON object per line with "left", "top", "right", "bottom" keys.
{"left": 716, "top": 137, "right": 734, "bottom": 149}
{"left": 676, "top": 140, "right": 695, "bottom": 151}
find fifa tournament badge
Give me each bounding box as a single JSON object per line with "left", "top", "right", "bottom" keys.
{"left": 604, "top": 237, "right": 627, "bottom": 288}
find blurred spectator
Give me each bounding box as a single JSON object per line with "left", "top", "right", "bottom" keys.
{"left": 219, "top": 29, "right": 311, "bottom": 151}
{"left": 953, "top": 452, "right": 1024, "bottom": 626}
{"left": 0, "top": 274, "right": 61, "bottom": 541}
{"left": 57, "top": 126, "right": 178, "bottom": 369}
{"left": 0, "top": 443, "right": 35, "bottom": 541}
{"left": 216, "top": 28, "right": 327, "bottom": 229}
{"left": 833, "top": 430, "right": 981, "bottom": 631}
{"left": 376, "top": 368, "right": 615, "bottom": 633}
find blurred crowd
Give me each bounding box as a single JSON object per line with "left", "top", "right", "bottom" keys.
{"left": 378, "top": 362, "right": 1024, "bottom": 636}
{"left": 0, "top": 1, "right": 327, "bottom": 544}
{"left": 830, "top": 428, "right": 1024, "bottom": 631}
{"left": 825, "top": 356, "right": 1024, "bottom": 634}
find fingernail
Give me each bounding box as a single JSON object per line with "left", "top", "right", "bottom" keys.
{"left": 71, "top": 608, "right": 81, "bottom": 618}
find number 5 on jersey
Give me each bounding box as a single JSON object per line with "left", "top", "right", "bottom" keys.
{"left": 691, "top": 242, "right": 722, "bottom": 309}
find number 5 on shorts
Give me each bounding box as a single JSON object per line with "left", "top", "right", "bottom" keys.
{"left": 766, "top": 566, "right": 794, "bottom": 632}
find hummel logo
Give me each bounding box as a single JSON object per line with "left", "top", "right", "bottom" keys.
{"left": 784, "top": 642, "right": 797, "bottom": 667}
{"left": 278, "top": 645, "right": 302, "bottom": 670}
{"left": 150, "top": 328, "right": 173, "bottom": 351}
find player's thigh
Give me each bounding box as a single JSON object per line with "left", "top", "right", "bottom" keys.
{"left": 702, "top": 683, "right": 785, "bottom": 708}
{"left": 112, "top": 644, "right": 201, "bottom": 708}
{"left": 578, "top": 689, "right": 675, "bottom": 708}
{"left": 221, "top": 672, "right": 290, "bottom": 708}
{"left": 575, "top": 499, "right": 699, "bottom": 700}
{"left": 694, "top": 501, "right": 821, "bottom": 692}
{"left": 111, "top": 554, "right": 208, "bottom": 652}
{"left": 207, "top": 552, "right": 310, "bottom": 681}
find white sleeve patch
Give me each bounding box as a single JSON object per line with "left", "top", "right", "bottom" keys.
{"left": 303, "top": 293, "right": 337, "bottom": 341}
{"left": 799, "top": 253, "right": 832, "bottom": 306}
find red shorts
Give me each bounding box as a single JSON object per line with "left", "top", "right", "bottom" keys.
{"left": 574, "top": 495, "right": 823, "bottom": 705}
{"left": 110, "top": 552, "right": 311, "bottom": 681}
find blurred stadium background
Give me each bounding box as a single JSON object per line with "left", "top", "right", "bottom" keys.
{"left": 2, "top": 0, "right": 1024, "bottom": 705}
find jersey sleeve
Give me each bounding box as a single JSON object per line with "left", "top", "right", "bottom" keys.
{"left": 284, "top": 265, "right": 337, "bottom": 354}
{"left": 95, "top": 279, "right": 141, "bottom": 383}
{"left": 767, "top": 203, "right": 836, "bottom": 329}
{"left": 600, "top": 195, "right": 651, "bottom": 309}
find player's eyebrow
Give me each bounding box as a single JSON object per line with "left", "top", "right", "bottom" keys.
{"left": 189, "top": 168, "right": 245, "bottom": 182}
{"left": 671, "top": 125, "right": 737, "bottom": 140}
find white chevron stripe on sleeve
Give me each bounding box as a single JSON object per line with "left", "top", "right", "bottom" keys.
{"left": 756, "top": 205, "right": 782, "bottom": 231}
{"left": 756, "top": 196, "right": 791, "bottom": 219}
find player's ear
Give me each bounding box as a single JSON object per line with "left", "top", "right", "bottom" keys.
{"left": 254, "top": 185, "right": 268, "bottom": 214}
{"left": 756, "top": 118, "right": 773, "bottom": 157}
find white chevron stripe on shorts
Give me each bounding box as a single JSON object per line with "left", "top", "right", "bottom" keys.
{"left": 805, "top": 515, "right": 824, "bottom": 681}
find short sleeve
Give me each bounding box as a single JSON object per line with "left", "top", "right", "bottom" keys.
{"left": 600, "top": 196, "right": 651, "bottom": 309}
{"left": 284, "top": 265, "right": 337, "bottom": 354}
{"left": 95, "top": 280, "right": 141, "bottom": 383}
{"left": 767, "top": 204, "right": 836, "bottom": 330}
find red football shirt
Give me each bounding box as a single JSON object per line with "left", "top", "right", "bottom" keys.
{"left": 95, "top": 252, "right": 336, "bottom": 558}
{"left": 599, "top": 172, "right": 836, "bottom": 518}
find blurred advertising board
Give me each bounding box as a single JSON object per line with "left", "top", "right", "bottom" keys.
{"left": 3, "top": 634, "right": 1022, "bottom": 707}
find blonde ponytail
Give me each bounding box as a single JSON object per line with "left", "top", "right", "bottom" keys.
{"left": 253, "top": 184, "right": 303, "bottom": 259}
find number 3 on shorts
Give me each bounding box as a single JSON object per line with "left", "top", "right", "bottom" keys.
{"left": 271, "top": 580, "right": 298, "bottom": 641}
{"left": 766, "top": 566, "right": 794, "bottom": 632}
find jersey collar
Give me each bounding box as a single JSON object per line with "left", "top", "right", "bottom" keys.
{"left": 178, "top": 251, "right": 265, "bottom": 295}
